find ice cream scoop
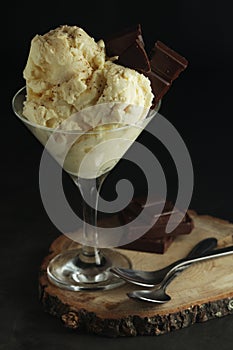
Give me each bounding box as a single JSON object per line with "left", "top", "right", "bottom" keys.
{"left": 21, "top": 24, "right": 188, "bottom": 179}
{"left": 23, "top": 25, "right": 154, "bottom": 129}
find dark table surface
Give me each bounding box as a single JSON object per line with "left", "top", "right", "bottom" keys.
{"left": 2, "top": 1, "right": 233, "bottom": 349}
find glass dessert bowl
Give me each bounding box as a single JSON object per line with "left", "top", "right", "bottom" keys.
{"left": 12, "top": 86, "right": 161, "bottom": 291}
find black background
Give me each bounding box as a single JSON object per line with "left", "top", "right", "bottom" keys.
{"left": 1, "top": 1, "right": 233, "bottom": 349}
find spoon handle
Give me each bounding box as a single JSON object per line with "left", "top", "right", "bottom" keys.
{"left": 150, "top": 238, "right": 218, "bottom": 280}
{"left": 168, "top": 245, "right": 233, "bottom": 276}
{"left": 110, "top": 238, "right": 218, "bottom": 287}
{"left": 151, "top": 239, "right": 221, "bottom": 289}
{"left": 161, "top": 265, "right": 187, "bottom": 290}
{"left": 186, "top": 237, "right": 217, "bottom": 258}
{"left": 162, "top": 237, "right": 218, "bottom": 282}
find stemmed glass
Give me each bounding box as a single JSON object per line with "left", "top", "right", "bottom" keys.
{"left": 12, "top": 86, "right": 160, "bottom": 291}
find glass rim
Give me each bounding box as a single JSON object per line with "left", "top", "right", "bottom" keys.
{"left": 12, "top": 86, "right": 161, "bottom": 135}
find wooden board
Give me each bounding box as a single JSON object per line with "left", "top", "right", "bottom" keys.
{"left": 39, "top": 211, "right": 233, "bottom": 337}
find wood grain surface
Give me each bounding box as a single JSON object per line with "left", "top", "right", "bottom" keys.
{"left": 39, "top": 211, "right": 233, "bottom": 337}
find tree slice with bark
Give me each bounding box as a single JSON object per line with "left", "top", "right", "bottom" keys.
{"left": 39, "top": 211, "right": 233, "bottom": 337}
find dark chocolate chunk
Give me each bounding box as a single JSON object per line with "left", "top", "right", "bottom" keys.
{"left": 120, "top": 196, "right": 192, "bottom": 231}
{"left": 104, "top": 24, "right": 188, "bottom": 108}
{"left": 105, "top": 23, "right": 145, "bottom": 56}
{"left": 119, "top": 196, "right": 194, "bottom": 253}
{"left": 147, "top": 41, "right": 188, "bottom": 105}
{"left": 143, "top": 70, "right": 171, "bottom": 107}
{"left": 120, "top": 235, "right": 175, "bottom": 254}
{"left": 116, "top": 39, "right": 150, "bottom": 71}
{"left": 150, "top": 41, "right": 188, "bottom": 83}
{"left": 105, "top": 24, "right": 150, "bottom": 72}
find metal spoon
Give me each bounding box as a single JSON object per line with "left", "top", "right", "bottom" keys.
{"left": 127, "top": 245, "right": 233, "bottom": 303}
{"left": 111, "top": 237, "right": 218, "bottom": 287}
{"left": 127, "top": 266, "right": 187, "bottom": 303}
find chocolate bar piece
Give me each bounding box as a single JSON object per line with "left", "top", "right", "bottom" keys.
{"left": 120, "top": 197, "right": 193, "bottom": 239}
{"left": 144, "top": 70, "right": 170, "bottom": 108}
{"left": 150, "top": 41, "right": 188, "bottom": 83}
{"left": 116, "top": 39, "right": 150, "bottom": 71}
{"left": 119, "top": 196, "right": 194, "bottom": 254}
{"left": 105, "top": 24, "right": 150, "bottom": 72}
{"left": 104, "top": 24, "right": 188, "bottom": 108}
{"left": 105, "top": 24, "right": 144, "bottom": 55}
{"left": 120, "top": 235, "right": 175, "bottom": 254}
{"left": 147, "top": 41, "right": 188, "bottom": 106}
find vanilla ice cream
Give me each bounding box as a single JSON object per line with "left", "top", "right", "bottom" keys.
{"left": 21, "top": 25, "right": 157, "bottom": 178}
{"left": 23, "top": 25, "right": 154, "bottom": 129}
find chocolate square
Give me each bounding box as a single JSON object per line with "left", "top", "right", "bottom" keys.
{"left": 119, "top": 196, "right": 194, "bottom": 254}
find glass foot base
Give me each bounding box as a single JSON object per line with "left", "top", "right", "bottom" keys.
{"left": 47, "top": 248, "right": 131, "bottom": 291}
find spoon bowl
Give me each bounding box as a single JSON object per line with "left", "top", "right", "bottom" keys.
{"left": 127, "top": 245, "right": 233, "bottom": 303}
{"left": 127, "top": 289, "right": 171, "bottom": 303}
{"left": 111, "top": 237, "right": 218, "bottom": 287}
{"left": 127, "top": 267, "right": 186, "bottom": 303}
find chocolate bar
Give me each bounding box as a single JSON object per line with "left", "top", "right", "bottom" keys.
{"left": 119, "top": 196, "right": 194, "bottom": 254}
{"left": 105, "top": 23, "right": 144, "bottom": 56}
{"left": 104, "top": 24, "right": 188, "bottom": 108}
{"left": 120, "top": 235, "right": 175, "bottom": 254}
{"left": 150, "top": 41, "right": 188, "bottom": 83}
{"left": 105, "top": 24, "right": 150, "bottom": 72}
{"left": 146, "top": 41, "right": 188, "bottom": 106}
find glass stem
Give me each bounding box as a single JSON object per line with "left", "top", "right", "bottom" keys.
{"left": 73, "top": 173, "right": 108, "bottom": 265}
